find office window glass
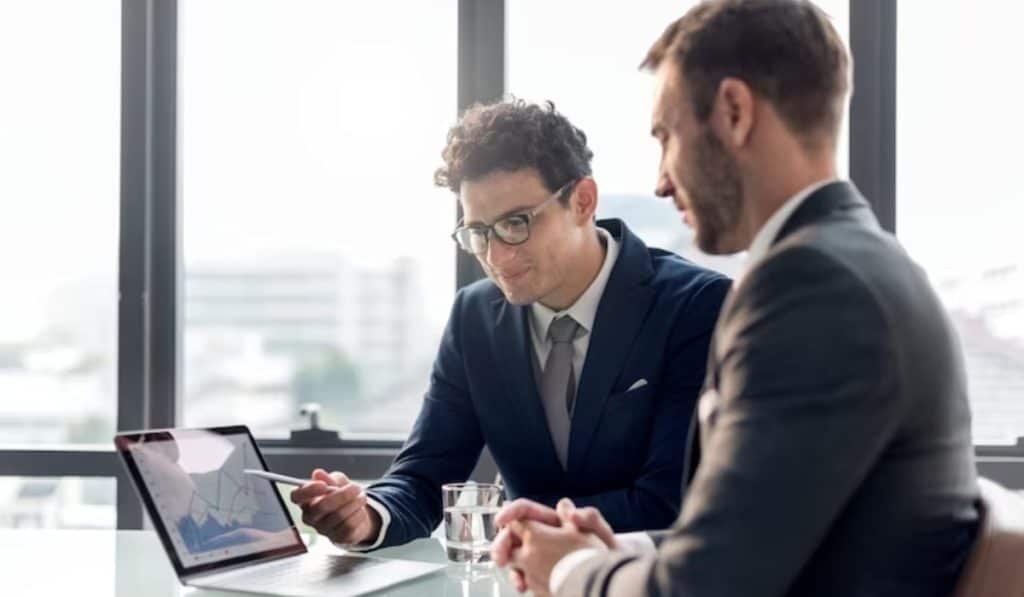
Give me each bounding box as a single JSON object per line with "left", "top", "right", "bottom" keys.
{"left": 181, "top": 0, "right": 457, "bottom": 438}
{"left": 0, "top": 1, "right": 120, "bottom": 446}
{"left": 0, "top": 477, "right": 115, "bottom": 529}
{"left": 897, "top": 3, "right": 1024, "bottom": 445}
{"left": 507, "top": 1, "right": 849, "bottom": 279}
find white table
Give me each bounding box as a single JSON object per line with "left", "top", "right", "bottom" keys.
{"left": 0, "top": 529, "right": 522, "bottom": 596}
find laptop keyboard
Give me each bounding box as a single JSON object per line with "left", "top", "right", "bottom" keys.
{"left": 212, "top": 554, "right": 386, "bottom": 593}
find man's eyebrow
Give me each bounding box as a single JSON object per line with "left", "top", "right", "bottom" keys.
{"left": 464, "top": 203, "right": 535, "bottom": 227}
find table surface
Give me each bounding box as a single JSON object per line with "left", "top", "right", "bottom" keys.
{"left": 0, "top": 529, "right": 524, "bottom": 597}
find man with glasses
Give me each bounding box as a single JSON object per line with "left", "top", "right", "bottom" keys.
{"left": 291, "top": 100, "right": 730, "bottom": 551}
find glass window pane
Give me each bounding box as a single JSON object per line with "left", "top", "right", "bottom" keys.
{"left": 0, "top": 1, "right": 120, "bottom": 445}
{"left": 181, "top": 0, "right": 457, "bottom": 437}
{"left": 897, "top": 3, "right": 1024, "bottom": 446}
{"left": 507, "top": 1, "right": 849, "bottom": 278}
{"left": 0, "top": 477, "right": 115, "bottom": 529}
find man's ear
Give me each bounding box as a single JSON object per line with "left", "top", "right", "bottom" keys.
{"left": 712, "top": 77, "right": 755, "bottom": 149}
{"left": 572, "top": 177, "right": 599, "bottom": 222}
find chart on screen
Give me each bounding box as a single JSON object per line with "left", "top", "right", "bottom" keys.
{"left": 130, "top": 431, "right": 296, "bottom": 566}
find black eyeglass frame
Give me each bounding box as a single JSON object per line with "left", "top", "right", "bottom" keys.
{"left": 451, "top": 178, "right": 580, "bottom": 255}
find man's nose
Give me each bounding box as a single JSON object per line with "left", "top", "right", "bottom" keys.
{"left": 484, "top": 234, "right": 518, "bottom": 268}
{"left": 654, "top": 171, "right": 674, "bottom": 198}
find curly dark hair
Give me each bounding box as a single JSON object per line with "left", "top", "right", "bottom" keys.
{"left": 434, "top": 99, "right": 593, "bottom": 200}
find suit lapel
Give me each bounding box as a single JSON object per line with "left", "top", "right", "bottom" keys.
{"left": 687, "top": 297, "right": 729, "bottom": 486}
{"left": 567, "top": 220, "right": 656, "bottom": 473}
{"left": 491, "top": 297, "right": 563, "bottom": 470}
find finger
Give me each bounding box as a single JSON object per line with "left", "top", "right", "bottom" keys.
{"left": 509, "top": 567, "right": 528, "bottom": 592}
{"left": 304, "top": 484, "right": 363, "bottom": 524}
{"left": 490, "top": 528, "right": 510, "bottom": 566}
{"left": 311, "top": 468, "right": 342, "bottom": 487}
{"left": 328, "top": 471, "right": 349, "bottom": 486}
{"left": 506, "top": 520, "right": 531, "bottom": 543}
{"left": 508, "top": 536, "right": 533, "bottom": 571}
{"left": 311, "top": 492, "right": 367, "bottom": 531}
{"left": 495, "top": 498, "right": 560, "bottom": 528}
{"left": 570, "top": 507, "right": 617, "bottom": 548}
{"left": 301, "top": 502, "right": 337, "bottom": 530}
{"left": 555, "top": 497, "right": 576, "bottom": 526}
{"left": 490, "top": 527, "right": 520, "bottom": 566}
{"left": 509, "top": 519, "right": 552, "bottom": 548}
{"left": 326, "top": 514, "right": 361, "bottom": 544}
{"left": 328, "top": 503, "right": 371, "bottom": 544}
{"left": 290, "top": 481, "right": 331, "bottom": 505}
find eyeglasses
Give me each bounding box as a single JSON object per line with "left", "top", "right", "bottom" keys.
{"left": 452, "top": 179, "right": 579, "bottom": 255}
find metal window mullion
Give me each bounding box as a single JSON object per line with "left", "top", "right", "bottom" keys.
{"left": 117, "top": 0, "right": 150, "bottom": 531}
{"left": 116, "top": 0, "right": 179, "bottom": 530}
{"left": 849, "top": 0, "right": 897, "bottom": 233}
{"left": 447, "top": 0, "right": 505, "bottom": 484}
{"left": 148, "top": 0, "right": 181, "bottom": 431}
{"left": 454, "top": 0, "right": 504, "bottom": 291}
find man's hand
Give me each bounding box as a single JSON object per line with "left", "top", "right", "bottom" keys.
{"left": 492, "top": 498, "right": 616, "bottom": 594}
{"left": 507, "top": 501, "right": 608, "bottom": 596}
{"left": 289, "top": 469, "right": 381, "bottom": 546}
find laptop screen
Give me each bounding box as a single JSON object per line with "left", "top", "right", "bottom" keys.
{"left": 116, "top": 426, "right": 306, "bottom": 578}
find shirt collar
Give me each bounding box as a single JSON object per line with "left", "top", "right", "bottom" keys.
{"left": 531, "top": 227, "right": 619, "bottom": 340}
{"left": 744, "top": 178, "right": 839, "bottom": 271}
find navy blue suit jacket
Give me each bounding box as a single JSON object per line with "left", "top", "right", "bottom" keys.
{"left": 366, "top": 219, "right": 730, "bottom": 548}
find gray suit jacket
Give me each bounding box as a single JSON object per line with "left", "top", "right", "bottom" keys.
{"left": 558, "top": 182, "right": 980, "bottom": 597}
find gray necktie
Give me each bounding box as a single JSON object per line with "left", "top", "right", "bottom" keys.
{"left": 540, "top": 315, "right": 581, "bottom": 469}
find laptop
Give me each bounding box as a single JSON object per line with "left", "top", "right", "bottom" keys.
{"left": 115, "top": 425, "right": 445, "bottom": 596}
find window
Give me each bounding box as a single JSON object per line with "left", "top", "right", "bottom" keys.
{"left": 2, "top": 1, "right": 1020, "bottom": 533}
{"left": 0, "top": 0, "right": 120, "bottom": 446}
{"left": 180, "top": 0, "right": 457, "bottom": 438}
{"left": 507, "top": 1, "right": 849, "bottom": 279}
{"left": 0, "top": 477, "right": 115, "bottom": 529}
{"left": 897, "top": 2, "right": 1024, "bottom": 446}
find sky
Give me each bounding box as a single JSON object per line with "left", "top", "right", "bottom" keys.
{"left": 1, "top": 0, "right": 1022, "bottom": 344}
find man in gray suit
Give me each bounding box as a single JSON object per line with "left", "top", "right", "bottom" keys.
{"left": 491, "top": 1, "right": 980, "bottom": 596}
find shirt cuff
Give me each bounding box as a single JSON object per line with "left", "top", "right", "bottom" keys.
{"left": 332, "top": 496, "right": 391, "bottom": 552}
{"left": 614, "top": 531, "right": 657, "bottom": 554}
{"left": 550, "top": 548, "right": 604, "bottom": 595}
{"left": 548, "top": 532, "right": 655, "bottom": 594}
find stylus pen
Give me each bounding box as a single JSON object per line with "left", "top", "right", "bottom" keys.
{"left": 243, "top": 469, "right": 309, "bottom": 486}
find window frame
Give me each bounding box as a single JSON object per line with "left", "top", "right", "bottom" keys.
{"left": 1, "top": 0, "right": 1021, "bottom": 532}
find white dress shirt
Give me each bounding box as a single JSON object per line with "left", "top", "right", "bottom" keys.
{"left": 738, "top": 178, "right": 838, "bottom": 283}
{"left": 346, "top": 227, "right": 621, "bottom": 553}
{"left": 549, "top": 178, "right": 840, "bottom": 594}
{"left": 529, "top": 227, "right": 619, "bottom": 388}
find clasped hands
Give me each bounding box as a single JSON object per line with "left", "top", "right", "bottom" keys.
{"left": 491, "top": 497, "right": 618, "bottom": 596}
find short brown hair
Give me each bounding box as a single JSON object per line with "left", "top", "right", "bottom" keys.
{"left": 642, "top": 0, "right": 849, "bottom": 146}
{"left": 434, "top": 99, "right": 593, "bottom": 198}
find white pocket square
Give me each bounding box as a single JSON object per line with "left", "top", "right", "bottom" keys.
{"left": 626, "top": 378, "right": 648, "bottom": 392}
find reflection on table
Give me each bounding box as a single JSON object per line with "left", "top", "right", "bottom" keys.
{"left": 0, "top": 529, "right": 524, "bottom": 596}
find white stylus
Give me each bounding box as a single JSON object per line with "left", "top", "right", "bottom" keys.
{"left": 243, "top": 469, "right": 309, "bottom": 486}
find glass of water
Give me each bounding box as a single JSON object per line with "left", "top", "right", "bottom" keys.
{"left": 442, "top": 482, "right": 503, "bottom": 565}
